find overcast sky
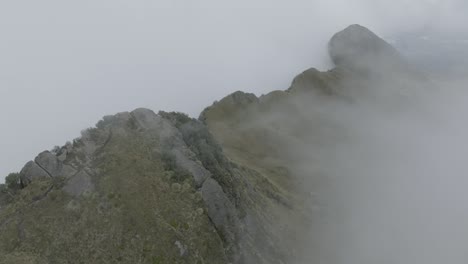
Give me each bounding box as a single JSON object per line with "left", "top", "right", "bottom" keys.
{"left": 1, "top": 0, "right": 467, "bottom": 180}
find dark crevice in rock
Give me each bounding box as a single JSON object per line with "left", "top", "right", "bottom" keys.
{"left": 33, "top": 162, "right": 53, "bottom": 179}
{"left": 197, "top": 175, "right": 210, "bottom": 191}
{"left": 91, "top": 129, "right": 114, "bottom": 159}
{"left": 101, "top": 129, "right": 113, "bottom": 149}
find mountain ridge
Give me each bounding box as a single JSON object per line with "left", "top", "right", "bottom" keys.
{"left": 0, "top": 24, "right": 426, "bottom": 264}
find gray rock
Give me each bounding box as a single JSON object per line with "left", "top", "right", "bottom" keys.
{"left": 57, "top": 151, "right": 67, "bottom": 162}
{"left": 171, "top": 148, "right": 210, "bottom": 187}
{"left": 19, "top": 161, "right": 50, "bottom": 186}
{"left": 328, "top": 24, "right": 402, "bottom": 70}
{"left": 56, "top": 142, "right": 73, "bottom": 162}
{"left": 225, "top": 91, "right": 259, "bottom": 106}
{"left": 34, "top": 151, "right": 61, "bottom": 177}
{"left": 79, "top": 131, "right": 101, "bottom": 157}
{"left": 130, "top": 108, "right": 211, "bottom": 187}
{"left": 62, "top": 171, "right": 94, "bottom": 197}
{"left": 199, "top": 91, "right": 259, "bottom": 122}
{"left": 174, "top": 241, "right": 188, "bottom": 257}
{"left": 131, "top": 108, "right": 185, "bottom": 145}
{"left": 130, "top": 108, "right": 163, "bottom": 130}
{"left": 19, "top": 151, "right": 77, "bottom": 186}
{"left": 34, "top": 151, "right": 76, "bottom": 178}
{"left": 201, "top": 178, "right": 238, "bottom": 245}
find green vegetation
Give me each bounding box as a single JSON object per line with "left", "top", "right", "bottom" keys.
{"left": 159, "top": 112, "right": 240, "bottom": 202}
{"left": 160, "top": 151, "right": 193, "bottom": 184}
{"left": 0, "top": 100, "right": 302, "bottom": 263}
{"left": 5, "top": 173, "right": 21, "bottom": 191}
{"left": 0, "top": 118, "right": 227, "bottom": 263}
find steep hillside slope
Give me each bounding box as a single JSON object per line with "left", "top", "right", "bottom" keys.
{"left": 0, "top": 108, "right": 298, "bottom": 263}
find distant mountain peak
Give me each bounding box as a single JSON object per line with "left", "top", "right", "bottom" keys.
{"left": 328, "top": 24, "right": 403, "bottom": 70}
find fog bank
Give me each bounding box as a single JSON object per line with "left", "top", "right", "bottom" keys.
{"left": 2, "top": 0, "right": 467, "bottom": 180}
{"left": 289, "top": 75, "right": 468, "bottom": 263}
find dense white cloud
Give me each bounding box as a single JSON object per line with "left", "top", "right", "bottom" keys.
{"left": 0, "top": 0, "right": 466, "bottom": 179}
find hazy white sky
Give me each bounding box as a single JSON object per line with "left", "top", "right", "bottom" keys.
{"left": 1, "top": 0, "right": 466, "bottom": 180}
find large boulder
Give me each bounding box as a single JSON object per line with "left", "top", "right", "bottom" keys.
{"left": 19, "top": 151, "right": 77, "bottom": 187}
{"left": 34, "top": 151, "right": 76, "bottom": 178}
{"left": 19, "top": 161, "right": 50, "bottom": 186}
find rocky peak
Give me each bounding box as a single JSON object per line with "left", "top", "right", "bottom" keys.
{"left": 199, "top": 91, "right": 259, "bottom": 124}
{"left": 328, "top": 24, "right": 403, "bottom": 71}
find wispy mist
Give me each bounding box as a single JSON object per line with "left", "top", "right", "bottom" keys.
{"left": 0, "top": 1, "right": 466, "bottom": 183}
{"left": 276, "top": 66, "right": 468, "bottom": 263}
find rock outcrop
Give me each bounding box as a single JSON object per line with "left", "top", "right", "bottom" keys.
{"left": 329, "top": 24, "right": 402, "bottom": 70}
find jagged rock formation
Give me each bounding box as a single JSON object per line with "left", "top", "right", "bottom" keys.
{"left": 0, "top": 25, "right": 429, "bottom": 264}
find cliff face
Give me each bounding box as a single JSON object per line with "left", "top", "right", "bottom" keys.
{"left": 0, "top": 25, "right": 429, "bottom": 264}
